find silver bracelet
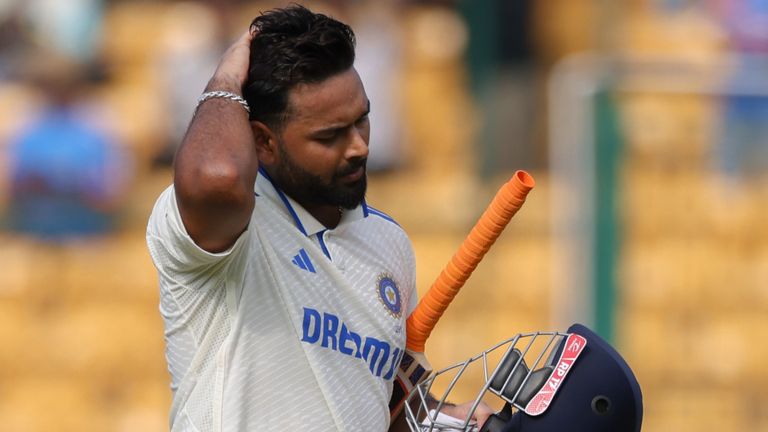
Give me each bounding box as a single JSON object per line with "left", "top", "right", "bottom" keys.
{"left": 197, "top": 91, "right": 251, "bottom": 114}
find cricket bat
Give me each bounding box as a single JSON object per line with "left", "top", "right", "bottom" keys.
{"left": 388, "top": 170, "right": 536, "bottom": 425}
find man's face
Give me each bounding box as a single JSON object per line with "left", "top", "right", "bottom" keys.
{"left": 267, "top": 67, "right": 370, "bottom": 210}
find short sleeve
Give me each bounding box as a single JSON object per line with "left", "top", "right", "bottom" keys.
{"left": 146, "top": 185, "right": 248, "bottom": 289}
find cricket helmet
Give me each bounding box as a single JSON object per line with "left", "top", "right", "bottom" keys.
{"left": 405, "top": 324, "right": 643, "bottom": 432}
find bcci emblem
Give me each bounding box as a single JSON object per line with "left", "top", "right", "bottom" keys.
{"left": 377, "top": 274, "right": 402, "bottom": 318}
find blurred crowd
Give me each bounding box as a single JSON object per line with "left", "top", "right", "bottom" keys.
{"left": 1, "top": 0, "right": 768, "bottom": 243}
{"left": 0, "top": 0, "right": 553, "bottom": 243}
{"left": 0, "top": 0, "right": 127, "bottom": 241}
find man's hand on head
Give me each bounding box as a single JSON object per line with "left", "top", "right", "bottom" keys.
{"left": 207, "top": 27, "right": 257, "bottom": 94}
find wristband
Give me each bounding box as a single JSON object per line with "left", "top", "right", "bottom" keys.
{"left": 197, "top": 91, "right": 251, "bottom": 114}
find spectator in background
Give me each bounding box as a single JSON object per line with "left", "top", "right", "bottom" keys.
{"left": 708, "top": 0, "right": 768, "bottom": 178}
{"left": 0, "top": 2, "right": 28, "bottom": 79}
{"left": 23, "top": 0, "right": 105, "bottom": 64}
{"left": 5, "top": 56, "right": 130, "bottom": 241}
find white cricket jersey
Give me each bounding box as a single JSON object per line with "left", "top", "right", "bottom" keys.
{"left": 146, "top": 170, "right": 417, "bottom": 432}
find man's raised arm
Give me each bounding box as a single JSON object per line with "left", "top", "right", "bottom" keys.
{"left": 173, "top": 29, "right": 258, "bottom": 253}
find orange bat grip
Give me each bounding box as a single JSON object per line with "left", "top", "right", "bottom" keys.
{"left": 405, "top": 170, "right": 535, "bottom": 352}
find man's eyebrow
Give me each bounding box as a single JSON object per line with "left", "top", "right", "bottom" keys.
{"left": 311, "top": 124, "right": 345, "bottom": 136}
{"left": 310, "top": 100, "right": 371, "bottom": 136}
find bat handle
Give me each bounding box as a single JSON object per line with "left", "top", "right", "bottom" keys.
{"left": 405, "top": 170, "right": 535, "bottom": 352}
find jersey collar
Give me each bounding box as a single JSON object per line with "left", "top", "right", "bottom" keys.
{"left": 255, "top": 167, "right": 369, "bottom": 236}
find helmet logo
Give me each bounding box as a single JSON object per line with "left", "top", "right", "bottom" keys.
{"left": 524, "top": 333, "right": 587, "bottom": 416}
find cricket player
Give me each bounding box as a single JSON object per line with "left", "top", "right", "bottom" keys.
{"left": 146, "top": 5, "right": 489, "bottom": 431}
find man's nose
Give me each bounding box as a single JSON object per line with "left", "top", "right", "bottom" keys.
{"left": 346, "top": 127, "right": 369, "bottom": 160}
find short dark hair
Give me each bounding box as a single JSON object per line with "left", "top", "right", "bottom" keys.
{"left": 244, "top": 4, "right": 356, "bottom": 128}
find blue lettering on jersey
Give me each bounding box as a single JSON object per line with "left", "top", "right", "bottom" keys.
{"left": 301, "top": 307, "right": 321, "bottom": 343}
{"left": 339, "top": 322, "right": 362, "bottom": 358}
{"left": 363, "top": 336, "right": 390, "bottom": 376}
{"left": 300, "top": 307, "right": 402, "bottom": 380}
{"left": 322, "top": 313, "right": 339, "bottom": 350}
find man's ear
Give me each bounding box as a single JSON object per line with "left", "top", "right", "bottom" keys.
{"left": 251, "top": 121, "right": 279, "bottom": 165}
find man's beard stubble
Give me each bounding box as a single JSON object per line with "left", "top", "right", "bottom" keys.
{"left": 272, "top": 144, "right": 367, "bottom": 210}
